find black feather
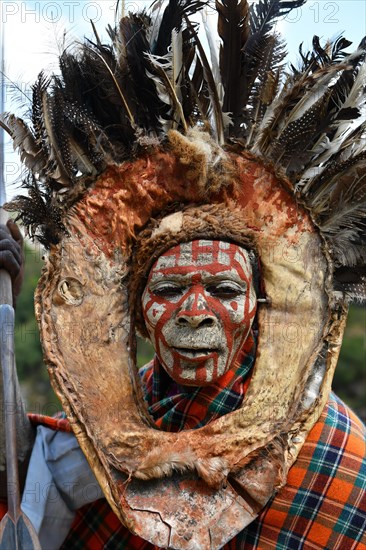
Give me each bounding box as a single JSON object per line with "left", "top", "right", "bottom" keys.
{"left": 249, "top": 0, "right": 308, "bottom": 35}
{"left": 187, "top": 17, "right": 225, "bottom": 143}
{"left": 245, "top": 33, "right": 287, "bottom": 145}
{"left": 48, "top": 86, "right": 74, "bottom": 181}
{"left": 7, "top": 175, "right": 65, "bottom": 247}
{"left": 216, "top": 0, "right": 249, "bottom": 135}
{"left": 31, "top": 73, "right": 51, "bottom": 166}
{"left": 119, "top": 14, "right": 167, "bottom": 131}
{"left": 152, "top": 0, "right": 207, "bottom": 56}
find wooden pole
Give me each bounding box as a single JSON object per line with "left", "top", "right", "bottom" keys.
{"left": 0, "top": 305, "right": 41, "bottom": 550}
{"left": 0, "top": 19, "right": 40, "bottom": 549}
{"left": 0, "top": 15, "right": 34, "bottom": 497}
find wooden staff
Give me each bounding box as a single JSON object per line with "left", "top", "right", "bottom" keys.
{"left": 0, "top": 304, "right": 41, "bottom": 549}
{"left": 0, "top": 49, "right": 40, "bottom": 542}
{"left": 0, "top": 139, "right": 40, "bottom": 549}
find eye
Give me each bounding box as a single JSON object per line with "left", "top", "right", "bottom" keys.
{"left": 206, "top": 282, "right": 246, "bottom": 299}
{"left": 150, "top": 283, "right": 184, "bottom": 299}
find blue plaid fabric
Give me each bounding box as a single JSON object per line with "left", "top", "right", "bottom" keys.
{"left": 59, "top": 393, "right": 366, "bottom": 549}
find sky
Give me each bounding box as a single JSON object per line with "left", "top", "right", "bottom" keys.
{"left": 1, "top": 0, "right": 366, "bottom": 198}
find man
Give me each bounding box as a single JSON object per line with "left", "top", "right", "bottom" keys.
{"left": 1, "top": 222, "right": 365, "bottom": 548}
{"left": 1, "top": 1, "right": 365, "bottom": 547}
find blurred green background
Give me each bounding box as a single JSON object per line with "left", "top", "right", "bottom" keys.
{"left": 15, "top": 242, "right": 366, "bottom": 422}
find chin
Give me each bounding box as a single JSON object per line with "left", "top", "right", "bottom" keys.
{"left": 164, "top": 359, "right": 229, "bottom": 387}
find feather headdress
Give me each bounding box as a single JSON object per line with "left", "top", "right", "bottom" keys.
{"left": 1, "top": 1, "right": 365, "bottom": 548}
{"left": 3, "top": 1, "right": 365, "bottom": 300}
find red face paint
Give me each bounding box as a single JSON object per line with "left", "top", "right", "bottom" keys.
{"left": 142, "top": 240, "right": 257, "bottom": 386}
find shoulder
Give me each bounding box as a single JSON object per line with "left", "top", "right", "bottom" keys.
{"left": 239, "top": 396, "right": 366, "bottom": 549}
{"left": 306, "top": 392, "right": 366, "bottom": 462}
{"left": 290, "top": 393, "right": 366, "bottom": 493}
{"left": 284, "top": 394, "right": 366, "bottom": 545}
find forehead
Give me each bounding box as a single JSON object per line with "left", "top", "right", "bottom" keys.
{"left": 149, "top": 240, "right": 252, "bottom": 276}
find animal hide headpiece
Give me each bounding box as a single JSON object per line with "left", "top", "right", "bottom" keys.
{"left": 2, "top": 1, "right": 366, "bottom": 548}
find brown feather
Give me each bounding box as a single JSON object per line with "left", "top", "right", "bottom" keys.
{"left": 216, "top": 0, "right": 250, "bottom": 135}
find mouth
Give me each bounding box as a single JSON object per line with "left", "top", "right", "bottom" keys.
{"left": 173, "top": 347, "right": 219, "bottom": 359}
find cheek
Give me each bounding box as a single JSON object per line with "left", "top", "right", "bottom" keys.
{"left": 141, "top": 290, "right": 167, "bottom": 335}
{"left": 142, "top": 290, "right": 179, "bottom": 348}
{"left": 220, "top": 287, "right": 257, "bottom": 330}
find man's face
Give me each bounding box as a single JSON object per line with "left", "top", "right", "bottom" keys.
{"left": 142, "top": 240, "right": 257, "bottom": 386}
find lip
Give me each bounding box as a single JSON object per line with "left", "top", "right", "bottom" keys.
{"left": 172, "top": 347, "right": 219, "bottom": 359}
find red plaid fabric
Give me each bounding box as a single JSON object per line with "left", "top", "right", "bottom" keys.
{"left": 28, "top": 412, "right": 72, "bottom": 433}
{"left": 2, "top": 369, "right": 364, "bottom": 548}
{"left": 140, "top": 334, "right": 255, "bottom": 431}
{"left": 58, "top": 393, "right": 366, "bottom": 549}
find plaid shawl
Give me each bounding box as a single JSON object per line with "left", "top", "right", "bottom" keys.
{"left": 3, "top": 350, "right": 365, "bottom": 549}
{"left": 140, "top": 334, "right": 255, "bottom": 432}
{"left": 58, "top": 395, "right": 366, "bottom": 549}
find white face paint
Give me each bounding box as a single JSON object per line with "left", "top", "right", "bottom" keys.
{"left": 142, "top": 240, "right": 257, "bottom": 386}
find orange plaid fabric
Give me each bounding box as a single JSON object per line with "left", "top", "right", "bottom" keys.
{"left": 228, "top": 394, "right": 366, "bottom": 549}
{"left": 57, "top": 393, "right": 366, "bottom": 549}
{"left": 1, "top": 396, "right": 364, "bottom": 548}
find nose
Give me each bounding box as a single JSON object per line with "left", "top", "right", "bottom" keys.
{"left": 176, "top": 291, "right": 217, "bottom": 328}
{"left": 177, "top": 312, "right": 217, "bottom": 328}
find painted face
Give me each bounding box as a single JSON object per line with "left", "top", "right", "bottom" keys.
{"left": 142, "top": 240, "right": 257, "bottom": 386}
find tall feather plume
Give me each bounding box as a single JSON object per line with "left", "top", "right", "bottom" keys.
{"left": 216, "top": 0, "right": 250, "bottom": 136}
{"left": 200, "top": 8, "right": 222, "bottom": 100}
{"left": 245, "top": 33, "right": 286, "bottom": 147}
{"left": 84, "top": 45, "right": 135, "bottom": 126}
{"left": 172, "top": 29, "right": 184, "bottom": 110}
{"left": 186, "top": 16, "right": 225, "bottom": 143}
{"left": 31, "top": 74, "right": 73, "bottom": 186}
{"left": 118, "top": 13, "right": 167, "bottom": 131}
{"left": 145, "top": 51, "right": 188, "bottom": 132}
{"left": 59, "top": 40, "right": 136, "bottom": 158}
{"left": 235, "top": 0, "right": 307, "bottom": 140}
{"left": 187, "top": 46, "right": 212, "bottom": 128}
{"left": 61, "top": 101, "right": 105, "bottom": 179}
{"left": 151, "top": 0, "right": 208, "bottom": 56}
{"left": 179, "top": 26, "right": 199, "bottom": 125}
